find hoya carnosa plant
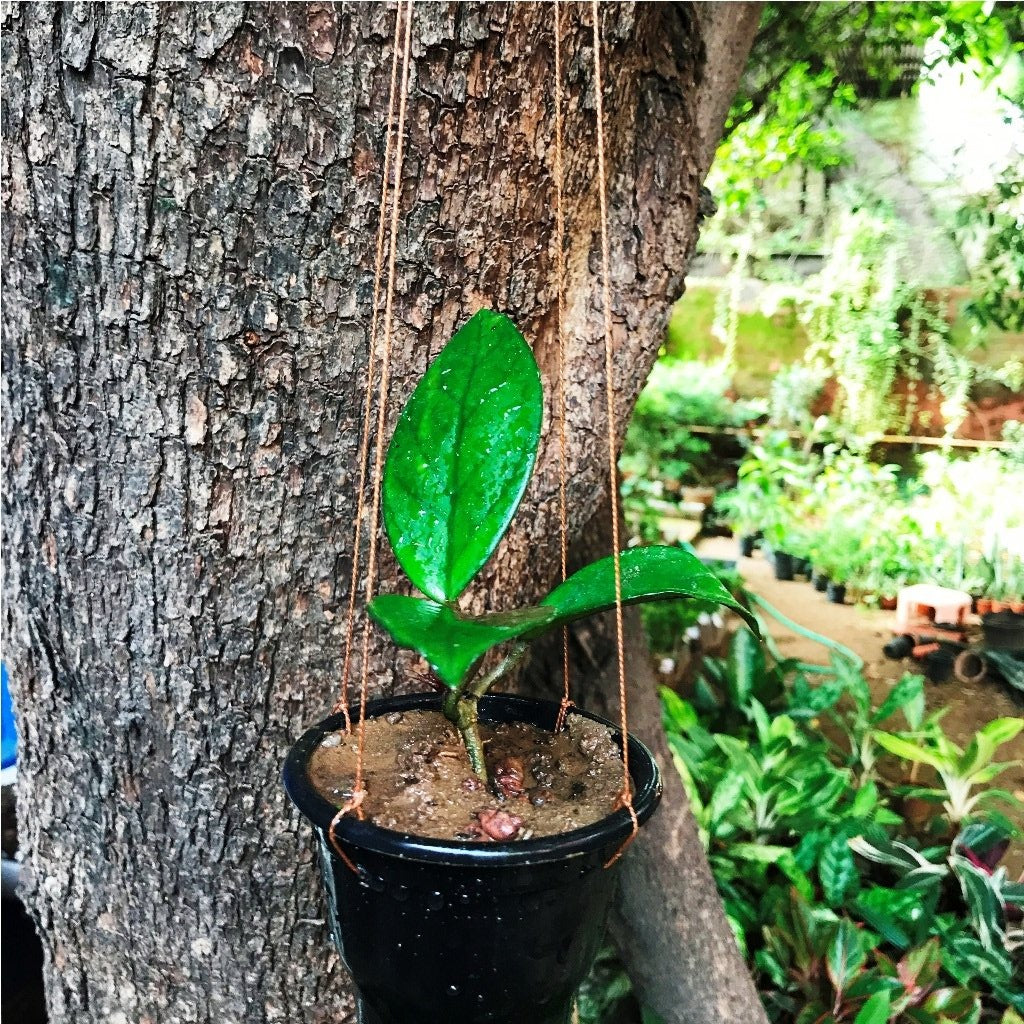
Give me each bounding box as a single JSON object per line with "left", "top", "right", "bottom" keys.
{"left": 369, "top": 309, "right": 755, "bottom": 781}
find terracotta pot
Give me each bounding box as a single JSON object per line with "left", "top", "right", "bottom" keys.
{"left": 991, "top": 599, "right": 1011, "bottom": 614}
{"left": 1010, "top": 599, "right": 1024, "bottom": 615}
{"left": 880, "top": 596, "right": 898, "bottom": 611}
{"left": 976, "top": 598, "right": 993, "bottom": 615}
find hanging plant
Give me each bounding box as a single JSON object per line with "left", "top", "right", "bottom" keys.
{"left": 283, "top": 310, "right": 755, "bottom": 1024}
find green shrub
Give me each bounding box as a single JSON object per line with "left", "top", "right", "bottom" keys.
{"left": 663, "top": 631, "right": 1024, "bottom": 1022}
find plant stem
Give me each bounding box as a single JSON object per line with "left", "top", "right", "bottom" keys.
{"left": 442, "top": 643, "right": 530, "bottom": 783}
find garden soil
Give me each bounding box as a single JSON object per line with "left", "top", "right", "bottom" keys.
{"left": 698, "top": 537, "right": 1024, "bottom": 873}
{"left": 309, "top": 710, "right": 627, "bottom": 841}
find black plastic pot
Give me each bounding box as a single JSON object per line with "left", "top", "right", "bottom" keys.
{"left": 883, "top": 634, "right": 915, "bottom": 660}
{"left": 922, "top": 644, "right": 959, "bottom": 683}
{"left": 981, "top": 611, "right": 1024, "bottom": 652}
{"left": 792, "top": 556, "right": 810, "bottom": 577}
{"left": 738, "top": 534, "right": 757, "bottom": 558}
{"left": 772, "top": 550, "right": 795, "bottom": 581}
{"left": 283, "top": 693, "right": 662, "bottom": 1024}
{"left": 827, "top": 582, "right": 847, "bottom": 605}
{"left": 811, "top": 570, "right": 829, "bottom": 593}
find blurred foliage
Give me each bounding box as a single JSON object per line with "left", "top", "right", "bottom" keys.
{"left": 954, "top": 172, "right": 1024, "bottom": 333}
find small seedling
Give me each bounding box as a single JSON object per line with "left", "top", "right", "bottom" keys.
{"left": 369, "top": 309, "right": 755, "bottom": 781}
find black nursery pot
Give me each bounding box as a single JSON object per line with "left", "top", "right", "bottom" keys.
{"left": 283, "top": 693, "right": 662, "bottom": 1024}
{"left": 772, "top": 550, "right": 795, "bottom": 581}
{"left": 812, "top": 570, "right": 829, "bottom": 593}
{"left": 739, "top": 534, "right": 757, "bottom": 558}
{"left": 827, "top": 582, "right": 847, "bottom": 605}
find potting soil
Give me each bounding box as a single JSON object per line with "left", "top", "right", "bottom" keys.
{"left": 308, "top": 710, "right": 627, "bottom": 841}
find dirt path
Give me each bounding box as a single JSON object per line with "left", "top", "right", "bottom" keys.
{"left": 699, "top": 537, "right": 1024, "bottom": 871}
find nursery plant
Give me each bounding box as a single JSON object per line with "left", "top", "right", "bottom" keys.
{"left": 367, "top": 309, "right": 755, "bottom": 781}
{"left": 873, "top": 716, "right": 1024, "bottom": 825}
{"left": 658, "top": 631, "right": 1024, "bottom": 1024}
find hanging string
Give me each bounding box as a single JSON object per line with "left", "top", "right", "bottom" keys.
{"left": 552, "top": 0, "right": 574, "bottom": 736}
{"left": 590, "top": 0, "right": 639, "bottom": 867}
{"left": 334, "top": 0, "right": 405, "bottom": 732}
{"left": 329, "top": 0, "right": 415, "bottom": 864}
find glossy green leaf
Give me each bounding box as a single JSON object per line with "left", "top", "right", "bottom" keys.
{"left": 367, "top": 594, "right": 554, "bottom": 689}
{"left": 381, "top": 309, "right": 543, "bottom": 602}
{"left": 541, "top": 545, "right": 759, "bottom": 634}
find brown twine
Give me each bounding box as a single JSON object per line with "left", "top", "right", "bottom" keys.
{"left": 329, "top": 0, "right": 415, "bottom": 867}
{"left": 589, "top": 0, "right": 639, "bottom": 867}
{"left": 552, "top": 0, "right": 574, "bottom": 737}
{"left": 334, "top": 0, "right": 405, "bottom": 732}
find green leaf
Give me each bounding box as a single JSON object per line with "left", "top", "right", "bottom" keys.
{"left": 899, "top": 937, "right": 942, "bottom": 994}
{"left": 853, "top": 990, "right": 891, "bottom": 1024}
{"left": 950, "top": 854, "right": 1005, "bottom": 950}
{"left": 958, "top": 717, "right": 1024, "bottom": 777}
{"left": 873, "top": 732, "right": 947, "bottom": 772}
{"left": 941, "top": 931, "right": 1015, "bottom": 992}
{"left": 872, "top": 673, "right": 925, "bottom": 728}
{"left": 660, "top": 687, "right": 698, "bottom": 734}
{"left": 367, "top": 594, "right": 554, "bottom": 689}
{"left": 382, "top": 309, "right": 543, "bottom": 602}
{"left": 708, "top": 771, "right": 747, "bottom": 832}
{"left": 542, "top": 545, "right": 759, "bottom": 633}
{"left": 727, "top": 626, "right": 765, "bottom": 707}
{"left": 853, "top": 886, "right": 925, "bottom": 949}
{"left": 820, "top": 833, "right": 858, "bottom": 905}
{"left": 850, "top": 780, "right": 879, "bottom": 819}
{"left": 921, "top": 987, "right": 980, "bottom": 1022}
{"left": 827, "top": 918, "right": 868, "bottom": 997}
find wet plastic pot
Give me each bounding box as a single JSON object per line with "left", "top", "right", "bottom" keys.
{"left": 283, "top": 693, "right": 662, "bottom": 1024}
{"left": 827, "top": 582, "right": 847, "bottom": 605}
{"left": 772, "top": 550, "right": 795, "bottom": 581}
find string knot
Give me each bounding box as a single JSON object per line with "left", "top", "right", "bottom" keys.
{"left": 555, "top": 696, "right": 575, "bottom": 733}
{"left": 327, "top": 787, "right": 368, "bottom": 874}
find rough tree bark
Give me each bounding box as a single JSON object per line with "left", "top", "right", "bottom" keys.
{"left": 2, "top": 3, "right": 762, "bottom": 1023}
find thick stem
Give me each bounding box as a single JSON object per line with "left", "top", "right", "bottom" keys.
{"left": 455, "top": 697, "right": 488, "bottom": 781}
{"left": 441, "top": 643, "right": 531, "bottom": 782}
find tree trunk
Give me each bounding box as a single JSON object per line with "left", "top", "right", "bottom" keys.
{"left": 2, "top": 3, "right": 762, "bottom": 1022}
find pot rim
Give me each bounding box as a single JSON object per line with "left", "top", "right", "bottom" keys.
{"left": 283, "top": 692, "right": 662, "bottom": 868}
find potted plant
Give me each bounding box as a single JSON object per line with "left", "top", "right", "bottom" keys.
{"left": 716, "top": 483, "right": 763, "bottom": 557}
{"left": 283, "top": 310, "right": 755, "bottom": 1024}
